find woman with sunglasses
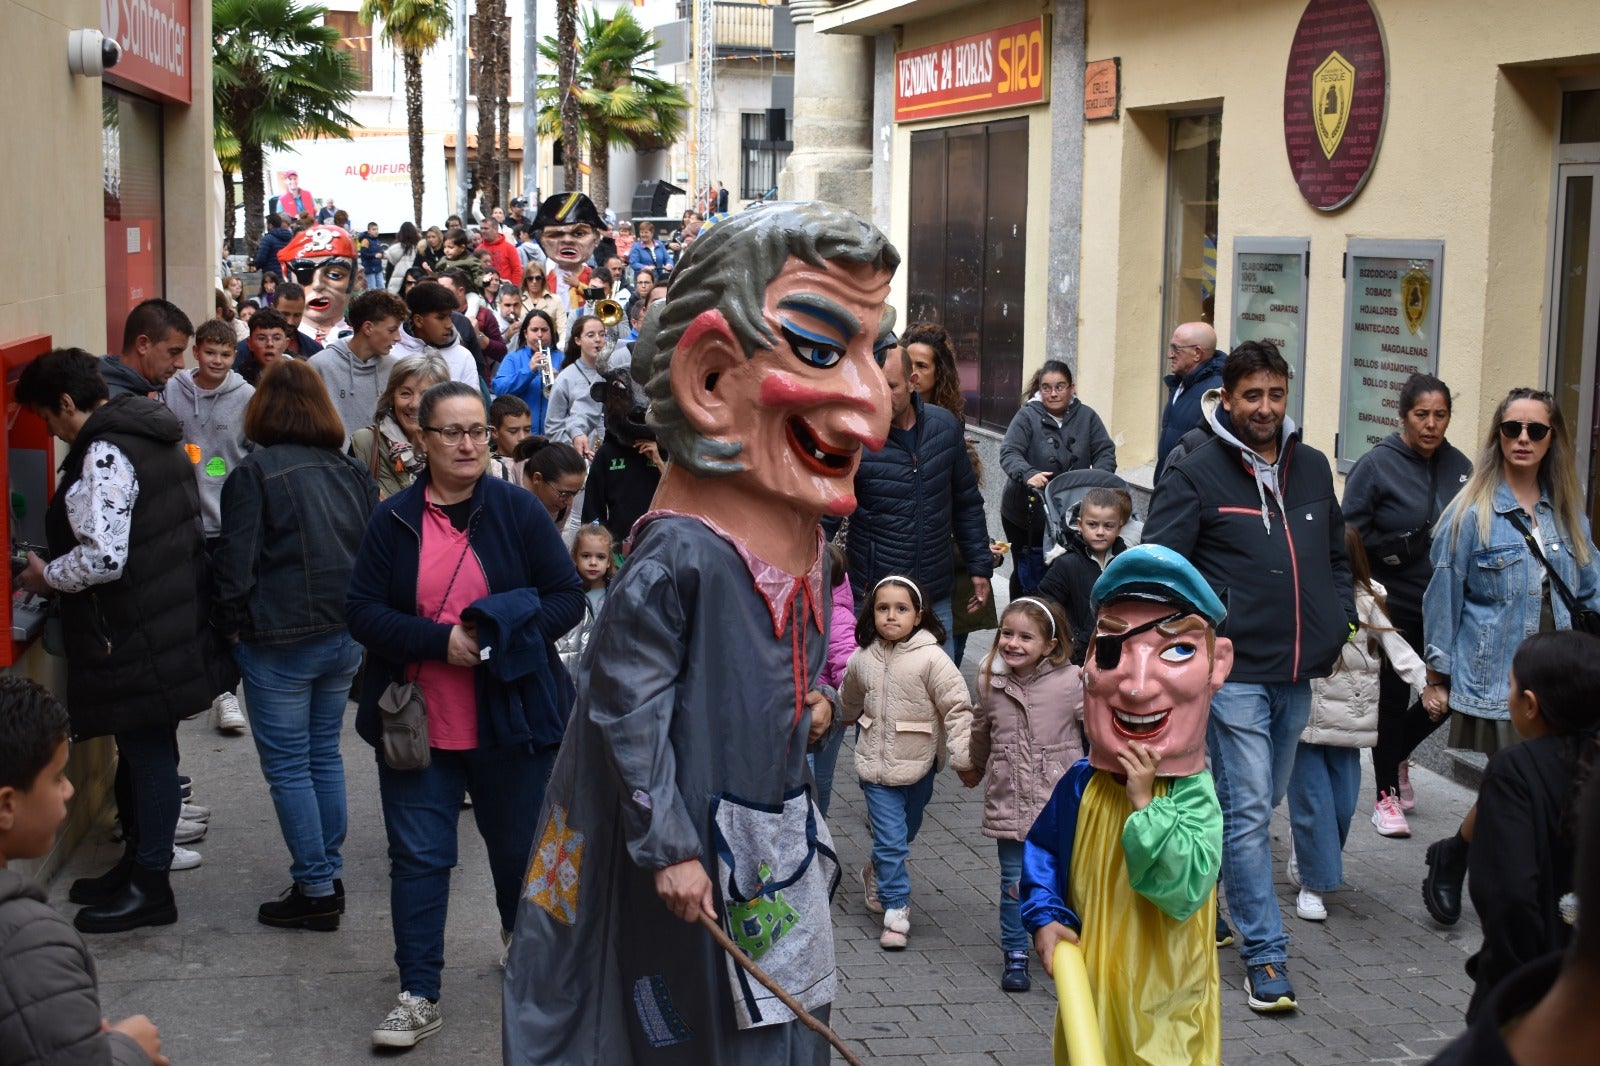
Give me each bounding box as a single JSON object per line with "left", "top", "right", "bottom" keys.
{"left": 1342, "top": 374, "right": 1473, "bottom": 838}
{"left": 347, "top": 381, "right": 585, "bottom": 1049}
{"left": 1419, "top": 387, "right": 1600, "bottom": 927}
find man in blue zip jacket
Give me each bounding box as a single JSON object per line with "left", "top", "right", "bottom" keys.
{"left": 1143, "top": 340, "right": 1356, "bottom": 1016}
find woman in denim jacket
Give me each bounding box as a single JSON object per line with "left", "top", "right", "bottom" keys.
{"left": 1419, "top": 387, "right": 1600, "bottom": 927}
{"left": 211, "top": 361, "right": 379, "bottom": 931}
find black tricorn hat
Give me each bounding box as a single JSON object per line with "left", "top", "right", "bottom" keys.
{"left": 532, "top": 192, "right": 607, "bottom": 232}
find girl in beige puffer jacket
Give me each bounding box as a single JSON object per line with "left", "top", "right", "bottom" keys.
{"left": 840, "top": 575, "right": 974, "bottom": 951}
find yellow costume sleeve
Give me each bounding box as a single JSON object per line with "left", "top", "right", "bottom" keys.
{"left": 1120, "top": 771, "right": 1222, "bottom": 922}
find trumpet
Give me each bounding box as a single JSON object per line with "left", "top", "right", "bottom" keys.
{"left": 534, "top": 344, "right": 555, "bottom": 398}
{"left": 595, "top": 299, "right": 625, "bottom": 327}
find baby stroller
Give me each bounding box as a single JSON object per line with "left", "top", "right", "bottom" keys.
{"left": 1040, "top": 469, "right": 1142, "bottom": 563}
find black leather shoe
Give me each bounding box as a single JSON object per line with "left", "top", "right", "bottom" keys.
{"left": 1001, "top": 950, "right": 1031, "bottom": 993}
{"left": 69, "top": 847, "right": 136, "bottom": 906}
{"left": 1423, "top": 835, "right": 1467, "bottom": 925}
{"left": 259, "top": 885, "right": 340, "bottom": 931}
{"left": 74, "top": 864, "right": 176, "bottom": 934}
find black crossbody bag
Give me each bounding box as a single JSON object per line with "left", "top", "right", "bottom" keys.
{"left": 1506, "top": 510, "right": 1600, "bottom": 637}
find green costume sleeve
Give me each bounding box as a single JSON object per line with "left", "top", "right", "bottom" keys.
{"left": 1121, "top": 771, "right": 1223, "bottom": 922}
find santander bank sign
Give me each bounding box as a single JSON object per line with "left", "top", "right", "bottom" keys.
{"left": 102, "top": 0, "right": 192, "bottom": 105}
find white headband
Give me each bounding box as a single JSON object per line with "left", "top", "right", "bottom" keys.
{"left": 873, "top": 575, "right": 922, "bottom": 610}
{"left": 1009, "top": 597, "right": 1058, "bottom": 638}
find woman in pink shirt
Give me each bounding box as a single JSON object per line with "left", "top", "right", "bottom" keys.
{"left": 346, "top": 381, "right": 586, "bottom": 1050}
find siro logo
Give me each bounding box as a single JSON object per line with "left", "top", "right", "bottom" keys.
{"left": 359, "top": 163, "right": 371, "bottom": 180}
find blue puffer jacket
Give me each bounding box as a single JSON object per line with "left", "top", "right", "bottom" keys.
{"left": 839, "top": 393, "right": 993, "bottom": 603}
{"left": 1157, "top": 352, "right": 1225, "bottom": 478}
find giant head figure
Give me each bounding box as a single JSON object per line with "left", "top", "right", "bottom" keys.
{"left": 1082, "top": 544, "right": 1233, "bottom": 777}
{"left": 533, "top": 192, "right": 607, "bottom": 279}
{"left": 277, "top": 224, "right": 357, "bottom": 341}
{"left": 633, "top": 202, "right": 899, "bottom": 523}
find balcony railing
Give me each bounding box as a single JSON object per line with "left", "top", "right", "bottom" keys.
{"left": 673, "top": 2, "right": 793, "bottom": 57}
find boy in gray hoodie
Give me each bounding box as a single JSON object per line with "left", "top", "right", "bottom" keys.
{"left": 309, "top": 290, "right": 408, "bottom": 439}
{"left": 164, "top": 319, "right": 254, "bottom": 541}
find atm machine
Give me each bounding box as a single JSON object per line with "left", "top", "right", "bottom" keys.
{"left": 1, "top": 336, "right": 58, "bottom": 658}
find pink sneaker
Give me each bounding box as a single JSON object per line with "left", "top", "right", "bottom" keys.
{"left": 1397, "top": 761, "right": 1416, "bottom": 812}
{"left": 1371, "top": 790, "right": 1411, "bottom": 838}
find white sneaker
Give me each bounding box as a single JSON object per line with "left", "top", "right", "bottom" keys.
{"left": 372, "top": 992, "right": 442, "bottom": 1048}
{"left": 499, "top": 927, "right": 512, "bottom": 969}
{"left": 1286, "top": 840, "right": 1301, "bottom": 888}
{"left": 213, "top": 691, "right": 247, "bottom": 733}
{"left": 880, "top": 906, "right": 910, "bottom": 950}
{"left": 173, "top": 817, "right": 208, "bottom": 845}
{"left": 1295, "top": 888, "right": 1327, "bottom": 921}
{"left": 171, "top": 844, "right": 203, "bottom": 871}
{"left": 180, "top": 802, "right": 211, "bottom": 823}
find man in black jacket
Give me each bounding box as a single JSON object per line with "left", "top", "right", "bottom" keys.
{"left": 1156, "top": 321, "right": 1225, "bottom": 479}
{"left": 838, "top": 347, "right": 992, "bottom": 656}
{"left": 1143, "top": 340, "right": 1356, "bottom": 1015}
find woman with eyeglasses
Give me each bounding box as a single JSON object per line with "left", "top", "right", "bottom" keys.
{"left": 347, "top": 380, "right": 585, "bottom": 1049}
{"left": 516, "top": 435, "right": 587, "bottom": 531}
{"left": 998, "top": 359, "right": 1116, "bottom": 594}
{"left": 1418, "top": 387, "right": 1600, "bottom": 929}
{"left": 1341, "top": 374, "right": 1473, "bottom": 839}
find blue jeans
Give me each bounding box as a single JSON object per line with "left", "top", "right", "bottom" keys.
{"left": 1286, "top": 743, "right": 1361, "bottom": 893}
{"left": 234, "top": 633, "right": 362, "bottom": 896}
{"left": 364, "top": 269, "right": 385, "bottom": 291}
{"left": 997, "top": 838, "right": 1028, "bottom": 952}
{"left": 376, "top": 743, "right": 555, "bottom": 1000}
{"left": 930, "top": 597, "right": 958, "bottom": 662}
{"left": 809, "top": 720, "right": 846, "bottom": 818}
{"left": 1206, "top": 681, "right": 1311, "bottom": 967}
{"left": 860, "top": 768, "right": 936, "bottom": 910}
{"left": 114, "top": 724, "right": 180, "bottom": 870}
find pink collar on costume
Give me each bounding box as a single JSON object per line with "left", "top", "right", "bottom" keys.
{"left": 629, "top": 509, "right": 827, "bottom": 638}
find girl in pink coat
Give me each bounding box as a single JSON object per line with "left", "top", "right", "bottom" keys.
{"left": 963, "top": 595, "right": 1085, "bottom": 992}
{"left": 810, "top": 544, "right": 856, "bottom": 816}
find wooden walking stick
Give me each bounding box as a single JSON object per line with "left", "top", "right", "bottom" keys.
{"left": 697, "top": 912, "right": 865, "bottom": 1066}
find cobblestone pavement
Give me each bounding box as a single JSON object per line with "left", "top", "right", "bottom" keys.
{"left": 60, "top": 691, "right": 1483, "bottom": 1064}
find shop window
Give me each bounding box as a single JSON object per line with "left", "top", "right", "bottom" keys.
{"left": 325, "top": 11, "right": 375, "bottom": 93}
{"left": 740, "top": 112, "right": 791, "bottom": 201}
{"left": 1160, "top": 113, "right": 1223, "bottom": 363}
{"left": 906, "top": 119, "right": 1028, "bottom": 431}
{"left": 102, "top": 89, "right": 165, "bottom": 355}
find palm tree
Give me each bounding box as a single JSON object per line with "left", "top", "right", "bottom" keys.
{"left": 214, "top": 0, "right": 359, "bottom": 254}
{"left": 472, "top": 0, "right": 509, "bottom": 211}
{"left": 361, "top": 0, "right": 453, "bottom": 226}
{"left": 539, "top": 8, "right": 689, "bottom": 211}
{"left": 554, "top": 0, "right": 582, "bottom": 194}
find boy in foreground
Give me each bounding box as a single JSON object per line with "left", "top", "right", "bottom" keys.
{"left": 0, "top": 677, "right": 168, "bottom": 1065}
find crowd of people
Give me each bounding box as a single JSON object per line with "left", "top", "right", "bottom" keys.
{"left": 3, "top": 190, "right": 1599, "bottom": 1065}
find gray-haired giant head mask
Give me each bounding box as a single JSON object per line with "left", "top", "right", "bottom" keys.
{"left": 632, "top": 201, "right": 900, "bottom": 519}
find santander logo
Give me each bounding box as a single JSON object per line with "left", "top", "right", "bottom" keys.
{"left": 101, "top": 0, "right": 189, "bottom": 80}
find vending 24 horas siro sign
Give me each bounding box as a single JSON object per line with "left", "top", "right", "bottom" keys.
{"left": 895, "top": 19, "right": 1050, "bottom": 123}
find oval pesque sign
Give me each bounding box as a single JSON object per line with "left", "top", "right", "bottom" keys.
{"left": 1283, "top": 0, "right": 1387, "bottom": 211}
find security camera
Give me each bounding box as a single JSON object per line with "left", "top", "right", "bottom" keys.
{"left": 68, "top": 29, "right": 121, "bottom": 79}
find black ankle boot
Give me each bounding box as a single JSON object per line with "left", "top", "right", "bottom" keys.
{"left": 69, "top": 847, "right": 136, "bottom": 906}
{"left": 74, "top": 864, "right": 177, "bottom": 934}
{"left": 333, "top": 878, "right": 345, "bottom": 914}
{"left": 258, "top": 885, "right": 340, "bottom": 931}
{"left": 1001, "top": 950, "right": 1031, "bottom": 992}
{"left": 1423, "top": 833, "right": 1468, "bottom": 926}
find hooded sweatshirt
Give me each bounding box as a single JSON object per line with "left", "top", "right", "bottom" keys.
{"left": 311, "top": 339, "right": 397, "bottom": 439}
{"left": 99, "top": 354, "right": 160, "bottom": 399}
{"left": 394, "top": 320, "right": 481, "bottom": 389}
{"left": 163, "top": 369, "right": 255, "bottom": 535}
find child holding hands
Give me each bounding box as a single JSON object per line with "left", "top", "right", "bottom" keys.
{"left": 841, "top": 575, "right": 974, "bottom": 951}
{"left": 961, "top": 595, "right": 1084, "bottom": 992}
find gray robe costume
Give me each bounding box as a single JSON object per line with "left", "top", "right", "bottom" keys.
{"left": 503, "top": 513, "right": 837, "bottom": 1064}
